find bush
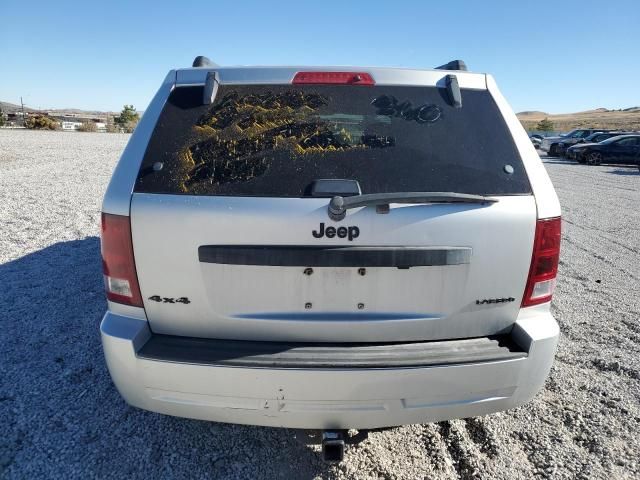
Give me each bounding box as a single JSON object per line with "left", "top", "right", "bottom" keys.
{"left": 24, "top": 115, "right": 60, "bottom": 130}
{"left": 114, "top": 105, "right": 139, "bottom": 133}
{"left": 536, "top": 117, "right": 554, "bottom": 132}
{"left": 77, "top": 122, "right": 97, "bottom": 132}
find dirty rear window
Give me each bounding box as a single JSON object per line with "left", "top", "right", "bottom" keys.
{"left": 135, "top": 85, "right": 531, "bottom": 196}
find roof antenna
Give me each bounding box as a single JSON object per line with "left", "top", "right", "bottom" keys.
{"left": 193, "top": 56, "right": 218, "bottom": 68}
{"left": 435, "top": 60, "right": 467, "bottom": 71}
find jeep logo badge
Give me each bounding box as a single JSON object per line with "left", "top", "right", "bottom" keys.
{"left": 312, "top": 222, "right": 360, "bottom": 241}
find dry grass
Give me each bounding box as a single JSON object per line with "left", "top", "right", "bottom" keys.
{"left": 518, "top": 108, "right": 640, "bottom": 131}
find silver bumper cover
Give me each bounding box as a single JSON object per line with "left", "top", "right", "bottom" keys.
{"left": 101, "top": 309, "right": 558, "bottom": 429}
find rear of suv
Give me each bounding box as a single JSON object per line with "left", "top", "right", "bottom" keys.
{"left": 100, "top": 58, "right": 561, "bottom": 430}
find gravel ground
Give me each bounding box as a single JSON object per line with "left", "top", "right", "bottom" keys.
{"left": 1, "top": 130, "right": 639, "bottom": 479}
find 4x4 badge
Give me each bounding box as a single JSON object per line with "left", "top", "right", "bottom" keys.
{"left": 148, "top": 296, "right": 190, "bottom": 304}
{"left": 312, "top": 222, "right": 359, "bottom": 241}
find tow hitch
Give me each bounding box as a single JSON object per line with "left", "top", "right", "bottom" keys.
{"left": 321, "top": 431, "right": 345, "bottom": 463}
{"left": 295, "top": 429, "right": 370, "bottom": 463}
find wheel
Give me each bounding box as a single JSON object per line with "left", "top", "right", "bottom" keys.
{"left": 586, "top": 152, "right": 602, "bottom": 165}
{"left": 549, "top": 145, "right": 558, "bottom": 157}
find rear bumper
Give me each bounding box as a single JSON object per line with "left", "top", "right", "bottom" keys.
{"left": 100, "top": 309, "right": 559, "bottom": 429}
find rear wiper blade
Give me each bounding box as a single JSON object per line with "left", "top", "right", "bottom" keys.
{"left": 328, "top": 192, "right": 498, "bottom": 221}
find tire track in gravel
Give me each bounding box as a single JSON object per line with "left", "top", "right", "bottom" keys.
{"left": 562, "top": 218, "right": 640, "bottom": 255}
{"left": 435, "top": 418, "right": 504, "bottom": 480}
{"left": 463, "top": 418, "right": 499, "bottom": 459}
{"left": 561, "top": 236, "right": 639, "bottom": 281}
{"left": 438, "top": 421, "right": 483, "bottom": 480}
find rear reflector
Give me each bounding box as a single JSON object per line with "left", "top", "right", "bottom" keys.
{"left": 522, "top": 217, "right": 561, "bottom": 307}
{"left": 292, "top": 71, "right": 374, "bottom": 85}
{"left": 101, "top": 213, "right": 143, "bottom": 307}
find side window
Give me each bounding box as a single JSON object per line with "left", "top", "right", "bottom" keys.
{"left": 616, "top": 138, "right": 638, "bottom": 146}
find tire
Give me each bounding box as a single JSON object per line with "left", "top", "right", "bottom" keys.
{"left": 586, "top": 152, "right": 602, "bottom": 165}
{"left": 549, "top": 145, "right": 558, "bottom": 157}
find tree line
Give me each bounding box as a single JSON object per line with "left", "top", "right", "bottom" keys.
{"left": 0, "top": 105, "right": 140, "bottom": 132}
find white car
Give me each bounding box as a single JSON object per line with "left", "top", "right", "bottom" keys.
{"left": 100, "top": 57, "right": 561, "bottom": 460}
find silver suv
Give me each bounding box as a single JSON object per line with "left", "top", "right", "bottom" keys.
{"left": 100, "top": 58, "right": 561, "bottom": 437}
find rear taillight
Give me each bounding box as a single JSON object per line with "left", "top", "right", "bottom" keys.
{"left": 101, "top": 213, "right": 143, "bottom": 307}
{"left": 292, "top": 71, "right": 374, "bottom": 85}
{"left": 522, "top": 217, "right": 561, "bottom": 307}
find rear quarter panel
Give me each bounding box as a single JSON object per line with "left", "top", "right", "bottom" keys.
{"left": 486, "top": 75, "right": 561, "bottom": 219}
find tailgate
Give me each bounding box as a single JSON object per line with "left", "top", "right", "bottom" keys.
{"left": 131, "top": 194, "right": 536, "bottom": 342}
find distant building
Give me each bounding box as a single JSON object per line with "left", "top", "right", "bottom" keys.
{"left": 61, "top": 121, "right": 83, "bottom": 131}
{"left": 56, "top": 115, "right": 107, "bottom": 132}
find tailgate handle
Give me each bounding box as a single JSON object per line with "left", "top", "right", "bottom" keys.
{"left": 198, "top": 246, "right": 471, "bottom": 268}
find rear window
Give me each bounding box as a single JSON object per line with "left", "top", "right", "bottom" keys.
{"left": 135, "top": 84, "right": 531, "bottom": 196}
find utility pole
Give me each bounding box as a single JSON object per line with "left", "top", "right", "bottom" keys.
{"left": 20, "top": 96, "right": 26, "bottom": 126}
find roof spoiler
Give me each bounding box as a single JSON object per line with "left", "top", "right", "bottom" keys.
{"left": 192, "top": 56, "right": 218, "bottom": 68}
{"left": 193, "top": 56, "right": 466, "bottom": 71}
{"left": 435, "top": 60, "right": 467, "bottom": 71}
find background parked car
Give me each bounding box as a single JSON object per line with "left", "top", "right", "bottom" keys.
{"left": 541, "top": 129, "right": 606, "bottom": 156}
{"left": 564, "top": 131, "right": 630, "bottom": 160}
{"left": 530, "top": 134, "right": 543, "bottom": 149}
{"left": 568, "top": 134, "right": 640, "bottom": 165}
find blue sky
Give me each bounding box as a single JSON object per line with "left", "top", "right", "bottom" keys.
{"left": 1, "top": 0, "right": 638, "bottom": 113}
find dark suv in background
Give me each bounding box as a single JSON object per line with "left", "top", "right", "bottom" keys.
{"left": 540, "top": 128, "right": 606, "bottom": 157}
{"left": 567, "top": 134, "right": 640, "bottom": 165}
{"left": 564, "top": 131, "right": 628, "bottom": 160}
{"left": 541, "top": 129, "right": 606, "bottom": 157}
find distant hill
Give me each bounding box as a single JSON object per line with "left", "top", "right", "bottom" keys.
{"left": 517, "top": 107, "right": 640, "bottom": 131}
{"left": 0, "top": 100, "right": 120, "bottom": 117}
{"left": 517, "top": 111, "right": 548, "bottom": 117}
{"left": 0, "top": 101, "right": 35, "bottom": 113}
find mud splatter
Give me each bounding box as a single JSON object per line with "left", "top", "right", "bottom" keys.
{"left": 179, "top": 91, "right": 394, "bottom": 191}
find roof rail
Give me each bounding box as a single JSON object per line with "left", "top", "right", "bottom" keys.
{"left": 192, "top": 56, "right": 218, "bottom": 68}
{"left": 435, "top": 60, "right": 467, "bottom": 71}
